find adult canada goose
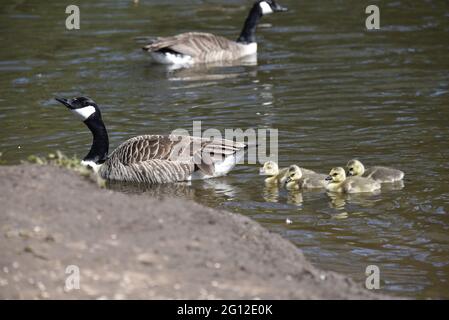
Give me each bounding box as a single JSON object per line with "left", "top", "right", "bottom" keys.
{"left": 142, "top": 0, "right": 288, "bottom": 65}
{"left": 259, "top": 161, "right": 289, "bottom": 185}
{"left": 346, "top": 159, "right": 404, "bottom": 183}
{"left": 325, "top": 167, "right": 381, "bottom": 194}
{"left": 285, "top": 165, "right": 328, "bottom": 190}
{"left": 55, "top": 96, "right": 246, "bottom": 184}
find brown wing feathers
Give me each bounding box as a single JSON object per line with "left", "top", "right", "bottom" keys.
{"left": 143, "top": 32, "right": 240, "bottom": 57}
{"left": 99, "top": 135, "right": 245, "bottom": 183}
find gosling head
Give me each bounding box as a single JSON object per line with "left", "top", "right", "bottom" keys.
{"left": 286, "top": 165, "right": 303, "bottom": 183}
{"left": 55, "top": 96, "right": 102, "bottom": 122}
{"left": 257, "top": 0, "right": 288, "bottom": 15}
{"left": 346, "top": 159, "right": 365, "bottom": 177}
{"left": 326, "top": 167, "right": 347, "bottom": 183}
{"left": 259, "top": 161, "right": 279, "bottom": 176}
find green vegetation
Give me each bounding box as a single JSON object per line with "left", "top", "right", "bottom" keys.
{"left": 25, "top": 151, "right": 90, "bottom": 174}
{"left": 24, "top": 151, "right": 105, "bottom": 187}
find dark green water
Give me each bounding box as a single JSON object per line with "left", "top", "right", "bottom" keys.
{"left": 1, "top": 0, "right": 448, "bottom": 299}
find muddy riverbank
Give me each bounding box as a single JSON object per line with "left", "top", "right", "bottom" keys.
{"left": 0, "top": 165, "right": 386, "bottom": 299}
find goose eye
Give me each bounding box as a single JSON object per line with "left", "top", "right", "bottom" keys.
{"left": 349, "top": 168, "right": 353, "bottom": 171}
{"left": 333, "top": 173, "right": 338, "bottom": 176}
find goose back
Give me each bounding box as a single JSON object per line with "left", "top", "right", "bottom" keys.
{"left": 143, "top": 32, "right": 256, "bottom": 63}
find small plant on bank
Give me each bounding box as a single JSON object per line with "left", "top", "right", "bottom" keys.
{"left": 26, "top": 151, "right": 87, "bottom": 174}
{"left": 25, "top": 151, "right": 106, "bottom": 187}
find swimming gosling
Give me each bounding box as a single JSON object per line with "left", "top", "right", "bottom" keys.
{"left": 285, "top": 165, "right": 327, "bottom": 190}
{"left": 325, "top": 167, "right": 381, "bottom": 194}
{"left": 259, "top": 161, "right": 289, "bottom": 185}
{"left": 346, "top": 159, "right": 404, "bottom": 183}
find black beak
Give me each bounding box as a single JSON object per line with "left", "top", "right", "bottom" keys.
{"left": 274, "top": 3, "right": 288, "bottom": 12}
{"left": 347, "top": 171, "right": 353, "bottom": 176}
{"left": 55, "top": 97, "right": 74, "bottom": 109}
{"left": 325, "top": 176, "right": 333, "bottom": 181}
{"left": 286, "top": 177, "right": 292, "bottom": 183}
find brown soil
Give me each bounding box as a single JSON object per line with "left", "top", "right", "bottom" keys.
{"left": 0, "top": 165, "right": 387, "bottom": 299}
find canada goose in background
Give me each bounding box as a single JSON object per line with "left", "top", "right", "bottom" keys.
{"left": 325, "top": 167, "right": 381, "bottom": 194}
{"left": 55, "top": 97, "right": 246, "bottom": 184}
{"left": 346, "top": 159, "right": 404, "bottom": 183}
{"left": 259, "top": 161, "right": 289, "bottom": 185}
{"left": 285, "top": 165, "right": 328, "bottom": 190}
{"left": 142, "top": 0, "right": 288, "bottom": 65}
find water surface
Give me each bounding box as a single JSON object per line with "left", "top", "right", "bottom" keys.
{"left": 1, "top": 0, "right": 448, "bottom": 298}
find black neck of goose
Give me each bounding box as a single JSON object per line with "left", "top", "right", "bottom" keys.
{"left": 83, "top": 116, "right": 109, "bottom": 164}
{"left": 237, "top": 3, "right": 263, "bottom": 44}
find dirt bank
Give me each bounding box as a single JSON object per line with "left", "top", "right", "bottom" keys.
{"left": 0, "top": 165, "right": 385, "bottom": 299}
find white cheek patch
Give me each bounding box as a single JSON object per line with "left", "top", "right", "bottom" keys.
{"left": 260, "top": 1, "right": 274, "bottom": 15}
{"left": 71, "top": 105, "right": 96, "bottom": 121}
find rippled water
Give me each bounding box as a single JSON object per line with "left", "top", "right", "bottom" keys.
{"left": 1, "top": 0, "right": 449, "bottom": 299}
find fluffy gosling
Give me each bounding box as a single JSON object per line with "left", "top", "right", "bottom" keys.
{"left": 285, "top": 165, "right": 327, "bottom": 190}
{"left": 326, "top": 167, "right": 381, "bottom": 194}
{"left": 346, "top": 159, "right": 404, "bottom": 183}
{"left": 259, "top": 161, "right": 289, "bottom": 185}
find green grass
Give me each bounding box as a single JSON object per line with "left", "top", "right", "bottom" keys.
{"left": 0, "top": 151, "right": 106, "bottom": 187}
{"left": 26, "top": 150, "right": 90, "bottom": 173}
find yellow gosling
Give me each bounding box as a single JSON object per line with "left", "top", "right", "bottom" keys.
{"left": 346, "top": 159, "right": 404, "bottom": 183}
{"left": 285, "top": 165, "right": 327, "bottom": 190}
{"left": 326, "top": 167, "right": 381, "bottom": 194}
{"left": 259, "top": 161, "right": 289, "bottom": 185}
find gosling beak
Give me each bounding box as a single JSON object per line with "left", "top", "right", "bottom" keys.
{"left": 55, "top": 97, "right": 75, "bottom": 109}
{"left": 259, "top": 168, "right": 266, "bottom": 175}
{"left": 274, "top": 3, "right": 288, "bottom": 12}
{"left": 286, "top": 177, "right": 292, "bottom": 183}
{"left": 347, "top": 171, "right": 354, "bottom": 176}
{"left": 325, "top": 176, "right": 333, "bottom": 181}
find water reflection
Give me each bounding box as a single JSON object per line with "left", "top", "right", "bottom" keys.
{"left": 199, "top": 178, "right": 238, "bottom": 199}
{"left": 166, "top": 56, "right": 257, "bottom": 81}
{"left": 1, "top": 0, "right": 448, "bottom": 299}
{"left": 262, "top": 184, "right": 280, "bottom": 203}
{"left": 107, "top": 180, "right": 195, "bottom": 199}
{"left": 107, "top": 177, "right": 241, "bottom": 203}
{"left": 327, "top": 190, "right": 381, "bottom": 211}
{"left": 287, "top": 191, "right": 303, "bottom": 206}
{"left": 381, "top": 181, "right": 405, "bottom": 192}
